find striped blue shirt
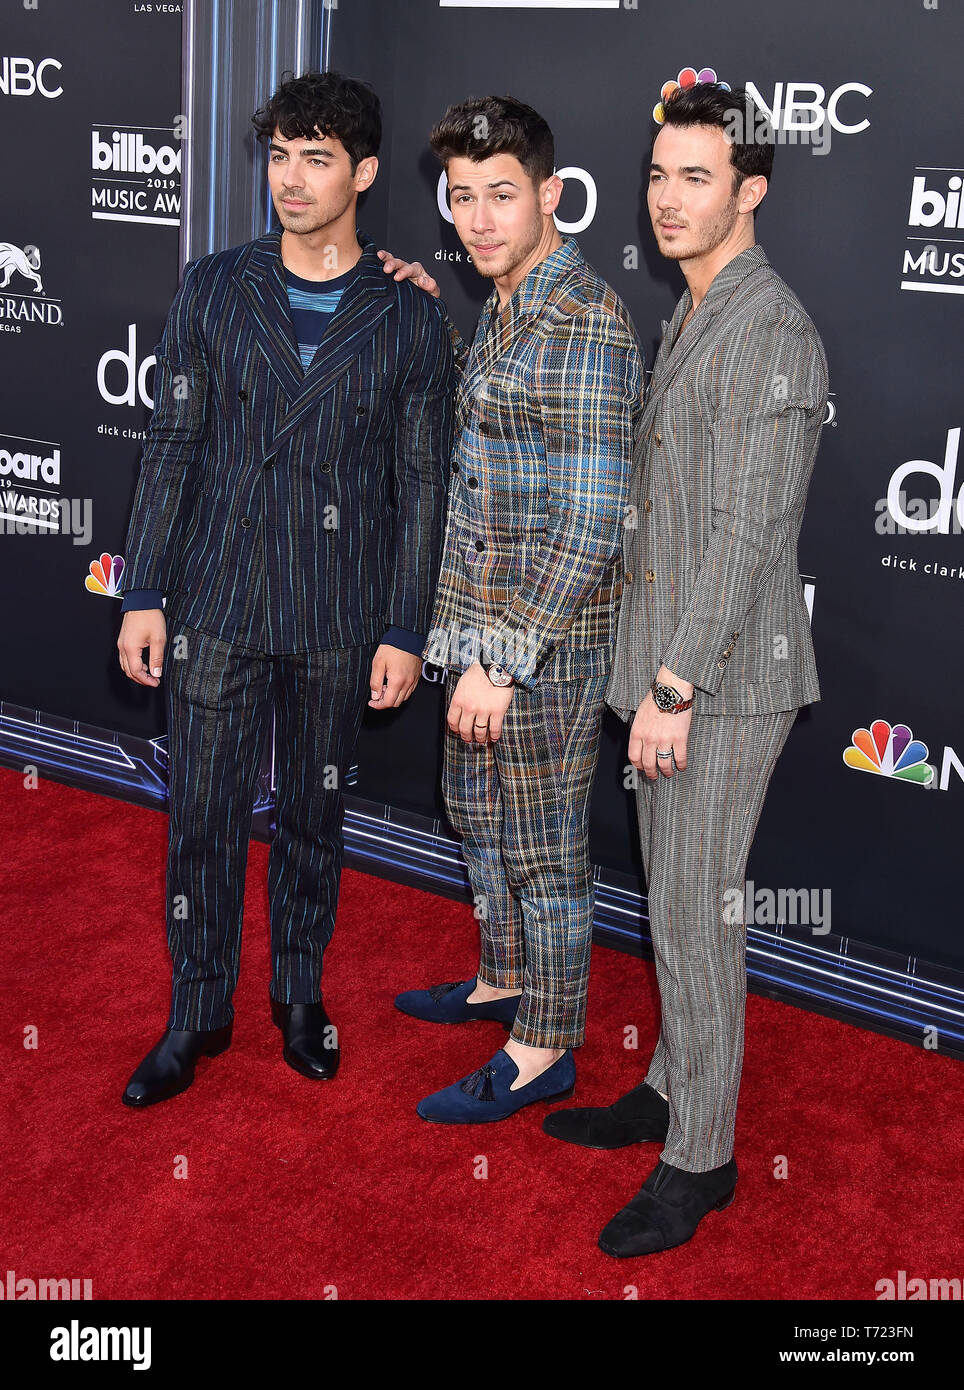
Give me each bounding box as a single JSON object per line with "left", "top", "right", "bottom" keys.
{"left": 284, "top": 263, "right": 358, "bottom": 370}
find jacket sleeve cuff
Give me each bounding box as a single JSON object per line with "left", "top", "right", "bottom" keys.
{"left": 661, "top": 619, "right": 742, "bottom": 698}
{"left": 380, "top": 625, "right": 427, "bottom": 657}
{"left": 120, "top": 589, "right": 165, "bottom": 613}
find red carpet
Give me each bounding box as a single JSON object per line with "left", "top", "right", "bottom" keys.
{"left": 2, "top": 766, "right": 961, "bottom": 1300}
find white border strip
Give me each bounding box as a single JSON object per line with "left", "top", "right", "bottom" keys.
{"left": 441, "top": 2, "right": 619, "bottom": 8}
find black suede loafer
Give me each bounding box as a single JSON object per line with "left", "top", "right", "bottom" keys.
{"left": 598, "top": 1158, "right": 738, "bottom": 1258}
{"left": 271, "top": 996, "right": 340, "bottom": 1079}
{"left": 543, "top": 1080, "right": 669, "bottom": 1148}
{"left": 122, "top": 1023, "right": 233, "bottom": 1108}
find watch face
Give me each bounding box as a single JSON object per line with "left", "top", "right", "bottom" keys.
{"left": 652, "top": 683, "right": 675, "bottom": 711}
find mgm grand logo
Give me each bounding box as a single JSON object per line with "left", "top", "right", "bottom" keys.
{"left": 0, "top": 242, "right": 63, "bottom": 328}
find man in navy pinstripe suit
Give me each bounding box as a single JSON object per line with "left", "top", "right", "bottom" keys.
{"left": 116, "top": 72, "right": 454, "bottom": 1107}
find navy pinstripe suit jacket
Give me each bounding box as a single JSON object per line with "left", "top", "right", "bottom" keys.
{"left": 120, "top": 227, "right": 455, "bottom": 653}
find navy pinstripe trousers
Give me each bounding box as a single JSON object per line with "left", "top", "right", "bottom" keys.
{"left": 162, "top": 613, "right": 378, "bottom": 1031}
{"left": 636, "top": 708, "right": 799, "bottom": 1171}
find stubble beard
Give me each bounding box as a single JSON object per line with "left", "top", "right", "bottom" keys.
{"left": 469, "top": 211, "right": 544, "bottom": 281}
{"left": 655, "top": 192, "right": 741, "bottom": 263}
{"left": 274, "top": 186, "right": 351, "bottom": 240}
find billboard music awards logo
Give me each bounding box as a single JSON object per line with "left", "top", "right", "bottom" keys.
{"left": 901, "top": 167, "right": 964, "bottom": 294}
{"left": 91, "top": 126, "right": 181, "bottom": 227}
{"left": 0, "top": 432, "right": 63, "bottom": 532}
{"left": 0, "top": 240, "right": 63, "bottom": 332}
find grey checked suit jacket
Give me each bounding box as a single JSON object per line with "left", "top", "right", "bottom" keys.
{"left": 606, "top": 245, "right": 828, "bottom": 720}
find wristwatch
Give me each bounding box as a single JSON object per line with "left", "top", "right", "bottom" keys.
{"left": 650, "top": 676, "right": 694, "bottom": 713}
{"left": 487, "top": 664, "right": 515, "bottom": 688}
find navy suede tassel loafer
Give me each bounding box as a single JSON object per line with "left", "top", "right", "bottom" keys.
{"left": 416, "top": 1047, "right": 575, "bottom": 1124}
{"left": 394, "top": 978, "right": 521, "bottom": 1027}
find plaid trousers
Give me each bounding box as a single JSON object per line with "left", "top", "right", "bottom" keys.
{"left": 441, "top": 662, "right": 610, "bottom": 1049}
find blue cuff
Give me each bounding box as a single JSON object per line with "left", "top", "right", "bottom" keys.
{"left": 380, "top": 626, "right": 426, "bottom": 657}
{"left": 121, "top": 589, "right": 165, "bottom": 612}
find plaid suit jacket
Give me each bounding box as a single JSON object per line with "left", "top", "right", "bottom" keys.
{"left": 606, "top": 245, "right": 828, "bottom": 719}
{"left": 120, "top": 228, "right": 454, "bottom": 653}
{"left": 423, "top": 236, "right": 643, "bottom": 689}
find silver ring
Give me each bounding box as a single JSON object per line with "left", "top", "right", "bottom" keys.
{"left": 656, "top": 749, "right": 673, "bottom": 759}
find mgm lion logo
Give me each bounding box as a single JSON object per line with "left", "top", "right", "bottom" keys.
{"left": 0, "top": 242, "right": 43, "bottom": 294}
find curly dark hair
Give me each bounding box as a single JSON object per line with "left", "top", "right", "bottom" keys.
{"left": 251, "top": 70, "right": 381, "bottom": 172}
{"left": 659, "top": 82, "right": 774, "bottom": 192}
{"left": 429, "top": 94, "right": 554, "bottom": 187}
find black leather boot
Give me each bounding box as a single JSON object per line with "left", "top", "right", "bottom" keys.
{"left": 598, "top": 1158, "right": 738, "bottom": 1257}
{"left": 122, "top": 1023, "right": 232, "bottom": 1108}
{"left": 271, "top": 996, "right": 340, "bottom": 1079}
{"left": 542, "top": 1080, "right": 669, "bottom": 1148}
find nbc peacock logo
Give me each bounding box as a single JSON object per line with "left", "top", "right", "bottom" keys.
{"left": 843, "top": 720, "right": 935, "bottom": 788}
{"left": 85, "top": 552, "right": 124, "bottom": 597}
{"left": 654, "top": 67, "right": 731, "bottom": 124}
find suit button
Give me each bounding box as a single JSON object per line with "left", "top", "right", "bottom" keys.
{"left": 731, "top": 630, "right": 740, "bottom": 640}
{"left": 645, "top": 569, "right": 655, "bottom": 583}
{"left": 240, "top": 516, "right": 251, "bottom": 528}
{"left": 477, "top": 420, "right": 490, "bottom": 435}
{"left": 467, "top": 476, "right": 479, "bottom": 489}
{"left": 624, "top": 570, "right": 633, "bottom": 584}
{"left": 452, "top": 462, "right": 460, "bottom": 473}
{"left": 263, "top": 458, "right": 274, "bottom": 471}
{"left": 643, "top": 499, "right": 653, "bottom": 513}
{"left": 356, "top": 404, "right": 367, "bottom": 416}
{"left": 654, "top": 431, "right": 662, "bottom": 446}
{"left": 321, "top": 461, "right": 332, "bottom": 473}
{"left": 718, "top": 657, "right": 728, "bottom": 669}
{"left": 474, "top": 540, "right": 484, "bottom": 552}
{"left": 237, "top": 388, "right": 248, "bottom": 402}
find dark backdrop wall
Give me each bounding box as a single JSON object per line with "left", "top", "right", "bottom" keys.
{"left": 338, "top": 0, "right": 964, "bottom": 974}
{"left": 1, "top": 0, "right": 961, "bottom": 1047}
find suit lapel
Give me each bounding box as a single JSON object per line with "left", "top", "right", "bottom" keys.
{"left": 277, "top": 239, "right": 393, "bottom": 441}
{"left": 231, "top": 230, "right": 304, "bottom": 400}
{"left": 455, "top": 290, "right": 502, "bottom": 432}
{"left": 640, "top": 246, "right": 770, "bottom": 427}
{"left": 644, "top": 303, "right": 686, "bottom": 406}
{"left": 455, "top": 238, "right": 585, "bottom": 433}
{"left": 231, "top": 228, "right": 396, "bottom": 450}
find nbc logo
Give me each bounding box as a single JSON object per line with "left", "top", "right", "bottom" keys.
{"left": 843, "top": 720, "right": 935, "bottom": 787}
{"left": 85, "top": 553, "right": 124, "bottom": 598}
{"left": 654, "top": 67, "right": 730, "bottom": 124}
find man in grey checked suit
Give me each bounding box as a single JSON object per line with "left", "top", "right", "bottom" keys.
{"left": 545, "top": 83, "right": 828, "bottom": 1258}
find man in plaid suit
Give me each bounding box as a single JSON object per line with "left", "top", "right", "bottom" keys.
{"left": 383, "top": 95, "right": 643, "bottom": 1122}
